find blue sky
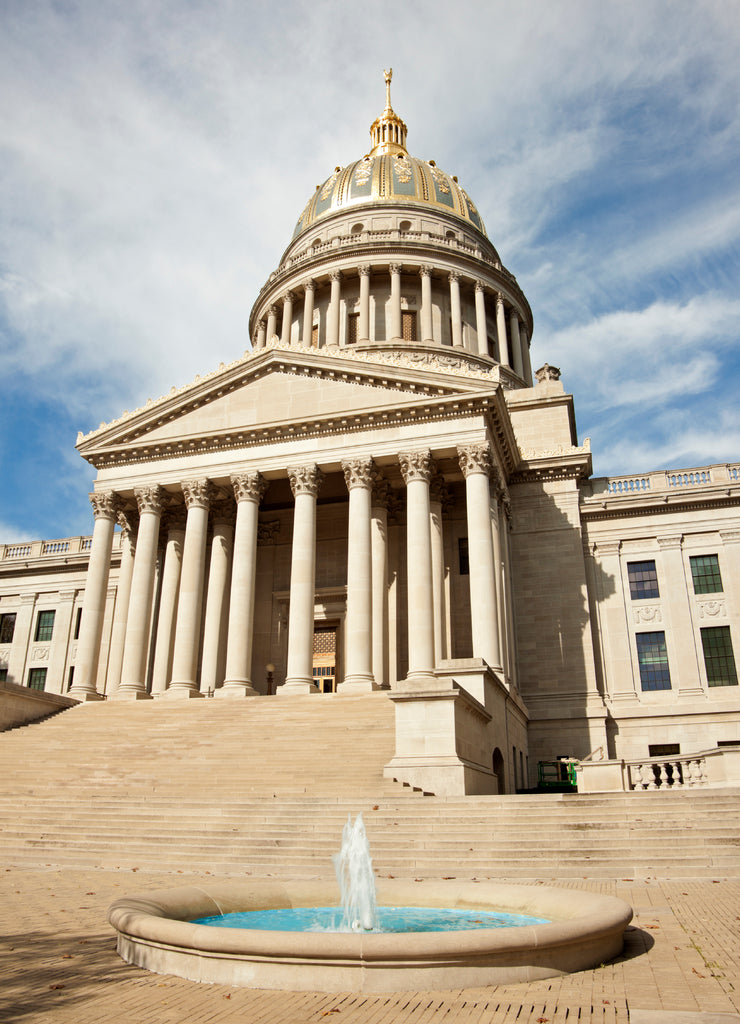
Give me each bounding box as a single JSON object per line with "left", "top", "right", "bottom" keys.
{"left": 1, "top": 0, "right": 738, "bottom": 542}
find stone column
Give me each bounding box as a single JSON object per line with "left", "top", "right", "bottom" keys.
{"left": 265, "top": 305, "right": 278, "bottom": 343}
{"left": 280, "top": 291, "right": 294, "bottom": 345}
{"left": 255, "top": 319, "right": 266, "bottom": 351}
{"left": 496, "top": 292, "right": 510, "bottom": 366}
{"left": 220, "top": 472, "right": 268, "bottom": 697}
{"left": 399, "top": 450, "right": 436, "bottom": 683}
{"left": 302, "top": 279, "right": 315, "bottom": 347}
{"left": 430, "top": 475, "right": 449, "bottom": 665}
{"left": 449, "top": 272, "right": 463, "bottom": 348}
{"left": 168, "top": 479, "right": 212, "bottom": 698}
{"left": 326, "top": 271, "right": 341, "bottom": 349}
{"left": 200, "top": 505, "right": 234, "bottom": 694}
{"left": 458, "top": 443, "right": 501, "bottom": 669}
{"left": 358, "top": 266, "right": 371, "bottom": 342}
{"left": 419, "top": 266, "right": 434, "bottom": 343}
{"left": 116, "top": 486, "right": 164, "bottom": 699}
{"left": 69, "top": 491, "right": 118, "bottom": 700}
{"left": 510, "top": 309, "right": 523, "bottom": 377}
{"left": 371, "top": 472, "right": 390, "bottom": 689}
{"left": 474, "top": 281, "right": 489, "bottom": 357}
{"left": 281, "top": 464, "right": 323, "bottom": 694}
{"left": 150, "top": 513, "right": 185, "bottom": 696}
{"left": 490, "top": 478, "right": 507, "bottom": 678}
{"left": 520, "top": 324, "right": 533, "bottom": 384}
{"left": 105, "top": 512, "right": 137, "bottom": 695}
{"left": 389, "top": 264, "right": 402, "bottom": 340}
{"left": 339, "top": 458, "right": 375, "bottom": 692}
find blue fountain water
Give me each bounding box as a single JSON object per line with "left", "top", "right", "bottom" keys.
{"left": 191, "top": 813, "right": 550, "bottom": 934}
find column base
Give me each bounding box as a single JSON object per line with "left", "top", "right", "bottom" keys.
{"left": 278, "top": 679, "right": 320, "bottom": 695}
{"left": 337, "top": 675, "right": 374, "bottom": 694}
{"left": 166, "top": 684, "right": 204, "bottom": 699}
{"left": 111, "top": 687, "right": 153, "bottom": 701}
{"left": 216, "top": 681, "right": 260, "bottom": 698}
{"left": 67, "top": 688, "right": 104, "bottom": 702}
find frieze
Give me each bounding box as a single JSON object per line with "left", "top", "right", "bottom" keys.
{"left": 634, "top": 606, "right": 662, "bottom": 624}
{"left": 519, "top": 440, "right": 591, "bottom": 461}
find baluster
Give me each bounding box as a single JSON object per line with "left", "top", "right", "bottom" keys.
{"left": 658, "top": 762, "right": 670, "bottom": 789}
{"left": 671, "top": 761, "right": 683, "bottom": 788}
{"left": 646, "top": 763, "right": 658, "bottom": 791}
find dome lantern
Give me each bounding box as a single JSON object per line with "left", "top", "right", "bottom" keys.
{"left": 369, "top": 68, "right": 408, "bottom": 157}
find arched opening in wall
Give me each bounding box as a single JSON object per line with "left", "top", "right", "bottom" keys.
{"left": 445, "top": 230, "right": 456, "bottom": 240}
{"left": 351, "top": 223, "right": 364, "bottom": 235}
{"left": 399, "top": 220, "right": 412, "bottom": 233}
{"left": 492, "top": 747, "right": 506, "bottom": 794}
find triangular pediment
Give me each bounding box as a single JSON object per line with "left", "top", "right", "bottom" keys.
{"left": 77, "top": 346, "right": 500, "bottom": 467}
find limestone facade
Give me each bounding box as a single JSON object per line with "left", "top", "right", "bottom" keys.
{"left": 1, "top": 78, "right": 737, "bottom": 792}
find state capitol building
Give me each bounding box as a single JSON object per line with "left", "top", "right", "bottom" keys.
{"left": 1, "top": 75, "right": 738, "bottom": 795}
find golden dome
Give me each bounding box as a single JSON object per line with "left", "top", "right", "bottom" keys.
{"left": 292, "top": 71, "right": 487, "bottom": 241}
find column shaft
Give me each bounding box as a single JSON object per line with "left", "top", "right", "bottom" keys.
{"left": 449, "top": 273, "right": 463, "bottom": 348}
{"left": 105, "top": 519, "right": 136, "bottom": 694}
{"left": 430, "top": 497, "right": 447, "bottom": 664}
{"left": 496, "top": 294, "right": 510, "bottom": 366}
{"left": 399, "top": 452, "right": 435, "bottom": 682}
{"left": 510, "top": 310, "right": 523, "bottom": 377}
{"left": 302, "top": 280, "right": 315, "bottom": 346}
{"left": 340, "top": 459, "right": 374, "bottom": 692}
{"left": 420, "top": 267, "right": 434, "bottom": 343}
{"left": 358, "top": 267, "right": 370, "bottom": 342}
{"left": 389, "top": 264, "right": 402, "bottom": 340}
{"left": 255, "top": 320, "right": 266, "bottom": 350}
{"left": 459, "top": 445, "right": 501, "bottom": 669}
{"left": 168, "top": 481, "right": 211, "bottom": 697}
{"left": 281, "top": 292, "right": 294, "bottom": 345}
{"left": 70, "top": 492, "right": 117, "bottom": 699}
{"left": 327, "top": 273, "right": 341, "bottom": 348}
{"left": 117, "top": 487, "right": 163, "bottom": 698}
{"left": 266, "top": 305, "right": 278, "bottom": 342}
{"left": 281, "top": 465, "right": 323, "bottom": 694}
{"left": 221, "top": 472, "right": 267, "bottom": 697}
{"left": 371, "top": 502, "right": 389, "bottom": 689}
{"left": 200, "top": 517, "right": 234, "bottom": 694}
{"left": 150, "top": 519, "right": 185, "bottom": 695}
{"left": 474, "top": 282, "right": 489, "bottom": 357}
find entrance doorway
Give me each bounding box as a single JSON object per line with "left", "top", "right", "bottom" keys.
{"left": 312, "top": 624, "right": 338, "bottom": 693}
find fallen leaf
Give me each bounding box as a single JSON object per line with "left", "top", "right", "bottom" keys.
{"left": 49, "top": 984, "right": 65, "bottom": 990}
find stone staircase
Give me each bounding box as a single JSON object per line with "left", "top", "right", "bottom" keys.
{"left": 1, "top": 693, "right": 738, "bottom": 879}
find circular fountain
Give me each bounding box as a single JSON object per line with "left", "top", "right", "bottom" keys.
{"left": 108, "top": 815, "right": 633, "bottom": 992}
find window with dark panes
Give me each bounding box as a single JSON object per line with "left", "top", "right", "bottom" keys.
{"left": 34, "top": 610, "right": 55, "bottom": 642}
{"left": 0, "top": 613, "right": 16, "bottom": 644}
{"left": 627, "top": 561, "right": 659, "bottom": 600}
{"left": 28, "top": 667, "right": 47, "bottom": 691}
{"left": 690, "top": 554, "right": 723, "bottom": 594}
{"left": 635, "top": 631, "right": 671, "bottom": 690}
{"left": 701, "top": 626, "right": 738, "bottom": 686}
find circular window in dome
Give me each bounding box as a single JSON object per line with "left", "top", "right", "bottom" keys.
{"left": 445, "top": 230, "right": 457, "bottom": 240}
{"left": 399, "top": 220, "right": 412, "bottom": 232}
{"left": 350, "top": 223, "right": 364, "bottom": 235}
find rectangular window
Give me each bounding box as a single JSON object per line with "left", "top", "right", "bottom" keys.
{"left": 34, "top": 610, "right": 55, "bottom": 642}
{"left": 648, "top": 743, "right": 680, "bottom": 757}
{"left": 28, "top": 667, "right": 47, "bottom": 691}
{"left": 690, "top": 554, "right": 723, "bottom": 594}
{"left": 0, "top": 612, "right": 16, "bottom": 644}
{"left": 701, "top": 626, "right": 738, "bottom": 686}
{"left": 0, "top": 668, "right": 7, "bottom": 683}
{"left": 401, "top": 310, "right": 417, "bottom": 341}
{"left": 67, "top": 666, "right": 75, "bottom": 691}
{"left": 628, "top": 561, "right": 660, "bottom": 600}
{"left": 458, "top": 537, "right": 469, "bottom": 576}
{"left": 347, "top": 312, "right": 359, "bottom": 345}
{"left": 311, "top": 323, "right": 319, "bottom": 348}
{"left": 74, "top": 607, "right": 83, "bottom": 641}
{"left": 636, "top": 631, "right": 671, "bottom": 690}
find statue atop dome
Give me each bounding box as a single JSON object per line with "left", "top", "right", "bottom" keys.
{"left": 370, "top": 68, "right": 407, "bottom": 157}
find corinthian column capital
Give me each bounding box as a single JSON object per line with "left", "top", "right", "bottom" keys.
{"left": 231, "top": 471, "right": 268, "bottom": 505}
{"left": 288, "top": 464, "right": 324, "bottom": 498}
{"left": 89, "top": 491, "right": 119, "bottom": 520}
{"left": 399, "top": 450, "right": 434, "bottom": 485}
{"left": 458, "top": 443, "right": 494, "bottom": 478}
{"left": 342, "top": 458, "right": 374, "bottom": 490}
{"left": 358, "top": 264, "right": 372, "bottom": 278}
{"left": 181, "top": 479, "right": 213, "bottom": 510}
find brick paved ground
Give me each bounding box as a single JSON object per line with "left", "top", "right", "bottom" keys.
{"left": 1, "top": 867, "right": 738, "bottom": 1024}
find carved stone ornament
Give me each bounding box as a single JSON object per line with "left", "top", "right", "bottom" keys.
{"left": 161, "top": 509, "right": 187, "bottom": 533}
{"left": 134, "top": 485, "right": 164, "bottom": 516}
{"left": 429, "top": 473, "right": 452, "bottom": 507}
{"left": 257, "top": 520, "right": 280, "bottom": 544}
{"left": 282, "top": 290, "right": 295, "bottom": 304}
{"left": 535, "top": 363, "right": 561, "bottom": 383}
{"left": 418, "top": 265, "right": 432, "bottom": 279}
{"left": 330, "top": 270, "right": 342, "bottom": 283}
{"left": 697, "top": 599, "right": 726, "bottom": 618}
{"left": 448, "top": 271, "right": 460, "bottom": 284}
{"left": 399, "top": 450, "right": 434, "bottom": 485}
{"left": 303, "top": 278, "right": 316, "bottom": 293}
{"left": 358, "top": 265, "right": 372, "bottom": 278}
{"left": 210, "top": 500, "right": 236, "bottom": 527}
{"left": 32, "top": 646, "right": 50, "bottom": 661}
{"left": 475, "top": 279, "right": 485, "bottom": 294}
{"left": 457, "top": 443, "right": 493, "bottom": 479}
{"left": 231, "top": 471, "right": 268, "bottom": 505}
{"left": 634, "top": 606, "right": 662, "bottom": 624}
{"left": 288, "top": 464, "right": 324, "bottom": 498}
{"left": 342, "top": 458, "right": 374, "bottom": 490}
{"left": 182, "top": 479, "right": 213, "bottom": 510}
{"left": 117, "top": 509, "right": 139, "bottom": 540}
{"left": 371, "top": 470, "right": 391, "bottom": 508}
{"left": 389, "top": 263, "right": 402, "bottom": 276}
{"left": 89, "top": 491, "right": 119, "bottom": 520}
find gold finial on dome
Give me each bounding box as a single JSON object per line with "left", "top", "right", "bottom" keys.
{"left": 370, "top": 68, "right": 408, "bottom": 157}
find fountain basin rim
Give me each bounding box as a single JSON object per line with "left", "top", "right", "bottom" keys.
{"left": 109, "top": 878, "right": 633, "bottom": 990}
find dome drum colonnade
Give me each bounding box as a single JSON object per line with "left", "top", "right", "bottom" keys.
{"left": 69, "top": 441, "right": 512, "bottom": 703}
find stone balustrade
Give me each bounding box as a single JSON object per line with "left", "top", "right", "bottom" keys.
{"left": 1, "top": 534, "right": 121, "bottom": 562}
{"left": 584, "top": 462, "right": 740, "bottom": 501}
{"left": 575, "top": 745, "right": 740, "bottom": 793}
{"left": 628, "top": 756, "right": 707, "bottom": 790}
